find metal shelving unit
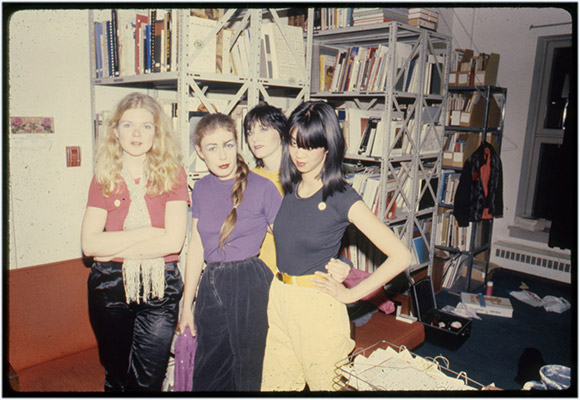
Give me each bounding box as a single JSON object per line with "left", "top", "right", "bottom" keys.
{"left": 437, "top": 85, "right": 507, "bottom": 292}
{"left": 310, "top": 20, "right": 451, "bottom": 280}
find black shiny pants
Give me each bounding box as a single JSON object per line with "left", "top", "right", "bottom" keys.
{"left": 192, "top": 257, "right": 272, "bottom": 392}
{"left": 88, "top": 261, "right": 183, "bottom": 392}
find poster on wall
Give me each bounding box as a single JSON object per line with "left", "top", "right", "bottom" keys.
{"left": 10, "top": 116, "right": 55, "bottom": 134}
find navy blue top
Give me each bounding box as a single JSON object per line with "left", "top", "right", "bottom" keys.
{"left": 273, "top": 185, "right": 362, "bottom": 276}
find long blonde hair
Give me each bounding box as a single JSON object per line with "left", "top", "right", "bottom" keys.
{"left": 193, "top": 113, "right": 249, "bottom": 248}
{"left": 95, "top": 92, "right": 182, "bottom": 196}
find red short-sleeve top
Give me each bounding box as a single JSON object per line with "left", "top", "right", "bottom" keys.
{"left": 86, "top": 167, "right": 190, "bottom": 262}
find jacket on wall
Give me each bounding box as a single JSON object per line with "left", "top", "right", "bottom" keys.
{"left": 454, "top": 142, "right": 503, "bottom": 227}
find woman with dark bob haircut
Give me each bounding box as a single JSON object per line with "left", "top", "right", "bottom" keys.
{"left": 261, "top": 101, "right": 412, "bottom": 391}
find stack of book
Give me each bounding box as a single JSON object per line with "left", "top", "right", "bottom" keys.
{"left": 408, "top": 8, "right": 439, "bottom": 31}
{"left": 352, "top": 8, "right": 409, "bottom": 26}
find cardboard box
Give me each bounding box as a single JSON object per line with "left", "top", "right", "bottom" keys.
{"left": 461, "top": 292, "right": 514, "bottom": 318}
{"left": 449, "top": 50, "right": 500, "bottom": 87}
{"left": 442, "top": 133, "right": 480, "bottom": 168}
{"left": 473, "top": 53, "right": 500, "bottom": 87}
{"left": 411, "top": 277, "right": 472, "bottom": 351}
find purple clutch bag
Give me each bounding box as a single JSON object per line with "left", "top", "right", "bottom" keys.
{"left": 173, "top": 326, "right": 197, "bottom": 392}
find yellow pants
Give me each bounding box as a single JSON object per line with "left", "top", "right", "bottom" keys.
{"left": 261, "top": 278, "right": 354, "bottom": 391}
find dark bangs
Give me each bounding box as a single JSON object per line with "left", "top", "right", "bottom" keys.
{"left": 281, "top": 101, "right": 348, "bottom": 200}
{"left": 288, "top": 107, "right": 328, "bottom": 150}
{"left": 244, "top": 104, "right": 287, "bottom": 140}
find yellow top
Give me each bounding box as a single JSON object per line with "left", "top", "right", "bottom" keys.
{"left": 252, "top": 166, "right": 282, "bottom": 274}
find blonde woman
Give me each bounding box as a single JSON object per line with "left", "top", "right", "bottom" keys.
{"left": 81, "top": 92, "right": 189, "bottom": 392}
{"left": 178, "top": 113, "right": 282, "bottom": 391}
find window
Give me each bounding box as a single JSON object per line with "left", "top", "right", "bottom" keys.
{"left": 516, "top": 35, "right": 572, "bottom": 222}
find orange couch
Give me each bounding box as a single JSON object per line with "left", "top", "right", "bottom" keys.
{"left": 8, "top": 258, "right": 104, "bottom": 392}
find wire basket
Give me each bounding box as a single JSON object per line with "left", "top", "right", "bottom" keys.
{"left": 333, "top": 340, "right": 486, "bottom": 391}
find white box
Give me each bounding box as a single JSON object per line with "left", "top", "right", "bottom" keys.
{"left": 461, "top": 292, "right": 514, "bottom": 318}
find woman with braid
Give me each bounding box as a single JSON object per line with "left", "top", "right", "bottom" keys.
{"left": 81, "top": 92, "right": 188, "bottom": 391}
{"left": 177, "top": 113, "right": 282, "bottom": 391}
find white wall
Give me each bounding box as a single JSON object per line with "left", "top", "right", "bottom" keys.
{"left": 8, "top": 10, "right": 93, "bottom": 268}
{"left": 442, "top": 7, "right": 573, "bottom": 255}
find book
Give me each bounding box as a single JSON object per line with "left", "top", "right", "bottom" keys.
{"left": 188, "top": 15, "right": 218, "bottom": 73}
{"left": 262, "top": 22, "right": 305, "bottom": 81}
{"left": 93, "top": 21, "right": 103, "bottom": 78}
{"left": 409, "top": 18, "right": 437, "bottom": 31}
{"left": 217, "top": 27, "right": 233, "bottom": 74}
{"left": 145, "top": 23, "right": 152, "bottom": 73}
{"left": 317, "top": 46, "right": 339, "bottom": 91}
{"left": 135, "top": 13, "right": 148, "bottom": 75}
{"left": 261, "top": 30, "right": 273, "bottom": 78}
{"left": 460, "top": 292, "right": 514, "bottom": 318}
{"left": 150, "top": 9, "right": 157, "bottom": 72}
{"left": 153, "top": 12, "right": 165, "bottom": 73}
{"left": 418, "top": 176, "right": 439, "bottom": 211}
{"left": 358, "top": 117, "right": 379, "bottom": 155}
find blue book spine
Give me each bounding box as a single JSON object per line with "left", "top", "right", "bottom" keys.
{"left": 94, "top": 22, "right": 103, "bottom": 78}
{"left": 145, "top": 24, "right": 152, "bottom": 73}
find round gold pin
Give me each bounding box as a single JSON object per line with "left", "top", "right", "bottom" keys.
{"left": 114, "top": 199, "right": 121, "bottom": 207}
{"left": 318, "top": 202, "right": 326, "bottom": 211}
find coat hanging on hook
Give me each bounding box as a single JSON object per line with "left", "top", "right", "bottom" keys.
{"left": 453, "top": 142, "right": 503, "bottom": 227}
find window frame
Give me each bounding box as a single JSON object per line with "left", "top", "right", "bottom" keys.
{"left": 515, "top": 34, "right": 571, "bottom": 221}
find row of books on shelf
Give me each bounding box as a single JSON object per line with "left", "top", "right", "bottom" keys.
{"left": 93, "top": 9, "right": 178, "bottom": 78}
{"left": 436, "top": 210, "right": 491, "bottom": 251}
{"left": 340, "top": 216, "right": 435, "bottom": 272}
{"left": 313, "top": 8, "right": 439, "bottom": 31}
{"left": 348, "top": 167, "right": 397, "bottom": 219}
{"left": 436, "top": 210, "right": 468, "bottom": 251}
{"left": 93, "top": 98, "right": 178, "bottom": 144}
{"left": 338, "top": 107, "right": 443, "bottom": 158}
{"left": 316, "top": 42, "right": 444, "bottom": 95}
{"left": 440, "top": 253, "right": 469, "bottom": 289}
{"left": 92, "top": 9, "right": 306, "bottom": 81}
{"left": 439, "top": 170, "right": 461, "bottom": 205}
{"left": 440, "top": 251, "right": 488, "bottom": 289}
{"left": 341, "top": 219, "right": 431, "bottom": 272}
{"left": 442, "top": 132, "right": 474, "bottom": 168}
{"left": 341, "top": 225, "right": 388, "bottom": 273}
{"left": 411, "top": 221, "right": 432, "bottom": 265}
{"left": 447, "top": 92, "right": 503, "bottom": 129}
{"left": 449, "top": 48, "right": 500, "bottom": 87}
{"left": 346, "top": 164, "right": 439, "bottom": 221}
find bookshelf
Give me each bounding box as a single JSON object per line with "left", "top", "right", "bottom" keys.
{"left": 88, "top": 8, "right": 312, "bottom": 187}
{"left": 310, "top": 19, "right": 451, "bottom": 280}
{"left": 436, "top": 85, "right": 507, "bottom": 292}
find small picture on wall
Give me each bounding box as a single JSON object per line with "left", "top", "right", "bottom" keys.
{"left": 10, "top": 116, "right": 55, "bottom": 134}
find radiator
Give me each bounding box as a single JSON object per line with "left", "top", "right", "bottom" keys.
{"left": 490, "top": 240, "right": 572, "bottom": 284}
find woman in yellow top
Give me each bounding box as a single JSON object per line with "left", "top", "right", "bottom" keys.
{"left": 243, "top": 105, "right": 285, "bottom": 272}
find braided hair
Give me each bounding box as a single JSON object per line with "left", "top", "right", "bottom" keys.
{"left": 193, "top": 113, "right": 249, "bottom": 248}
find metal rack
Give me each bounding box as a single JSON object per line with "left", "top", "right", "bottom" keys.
{"left": 310, "top": 21, "right": 451, "bottom": 279}
{"left": 436, "top": 85, "right": 507, "bottom": 292}
{"left": 333, "top": 340, "right": 485, "bottom": 391}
